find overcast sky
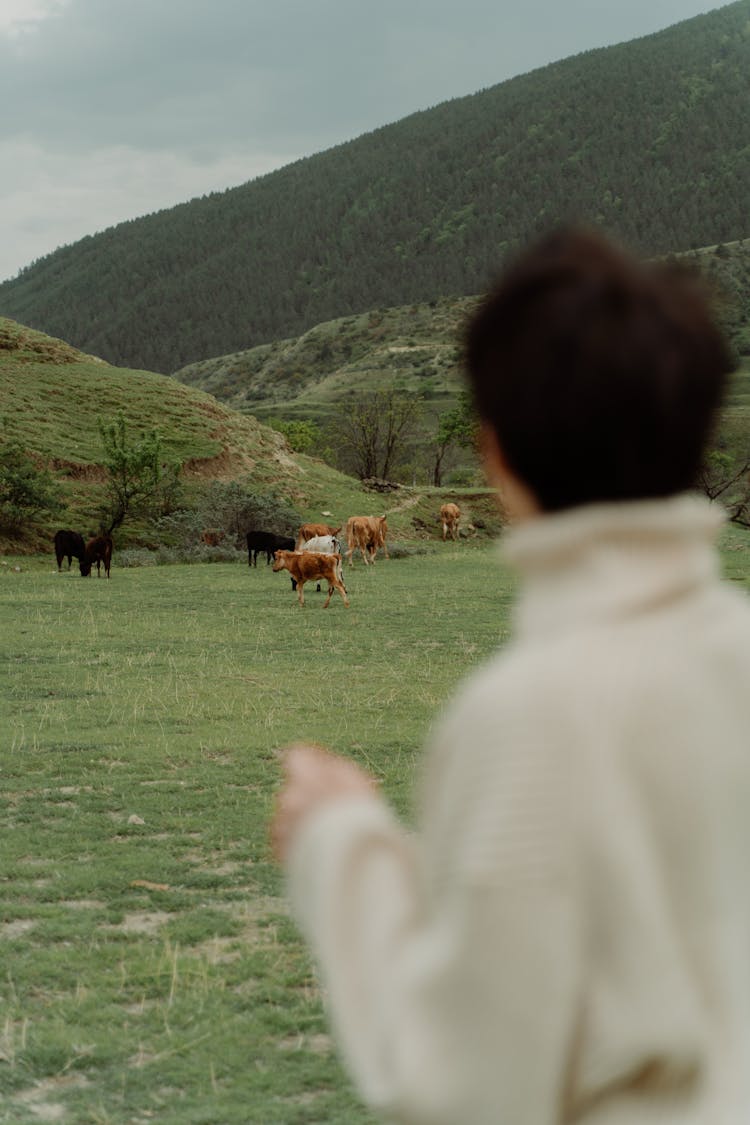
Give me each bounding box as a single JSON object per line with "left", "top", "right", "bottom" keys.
{"left": 0, "top": 0, "right": 723, "bottom": 282}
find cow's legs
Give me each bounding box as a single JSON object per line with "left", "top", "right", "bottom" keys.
{"left": 324, "top": 580, "right": 349, "bottom": 608}
{"left": 297, "top": 580, "right": 306, "bottom": 606}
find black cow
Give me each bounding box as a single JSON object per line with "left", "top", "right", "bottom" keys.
{"left": 54, "top": 529, "right": 86, "bottom": 572}
{"left": 80, "top": 535, "right": 113, "bottom": 578}
{"left": 246, "top": 531, "right": 294, "bottom": 567}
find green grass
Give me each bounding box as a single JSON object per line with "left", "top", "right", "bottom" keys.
{"left": 3, "top": 525, "right": 749, "bottom": 1122}
{"left": 1, "top": 543, "right": 520, "bottom": 1123}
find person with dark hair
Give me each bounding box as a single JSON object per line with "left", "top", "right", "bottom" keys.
{"left": 271, "top": 229, "right": 750, "bottom": 1124}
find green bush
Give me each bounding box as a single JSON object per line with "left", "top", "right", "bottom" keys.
{"left": 0, "top": 436, "right": 60, "bottom": 535}
{"left": 150, "top": 483, "right": 302, "bottom": 550}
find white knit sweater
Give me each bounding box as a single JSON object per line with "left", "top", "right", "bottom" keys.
{"left": 287, "top": 495, "right": 750, "bottom": 1125}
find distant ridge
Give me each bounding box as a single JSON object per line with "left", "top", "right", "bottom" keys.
{"left": 1, "top": 0, "right": 749, "bottom": 373}
{"left": 171, "top": 239, "right": 750, "bottom": 425}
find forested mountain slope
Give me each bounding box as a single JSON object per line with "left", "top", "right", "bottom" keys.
{"left": 1, "top": 1, "right": 749, "bottom": 373}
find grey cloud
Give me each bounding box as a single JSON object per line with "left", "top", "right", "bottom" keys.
{"left": 1, "top": 0, "right": 718, "bottom": 157}
{"left": 0, "top": 0, "right": 723, "bottom": 279}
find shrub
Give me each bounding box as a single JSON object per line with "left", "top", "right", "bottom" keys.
{"left": 116, "top": 545, "right": 246, "bottom": 567}
{"left": 151, "top": 484, "right": 302, "bottom": 550}
{"left": 0, "top": 438, "right": 61, "bottom": 535}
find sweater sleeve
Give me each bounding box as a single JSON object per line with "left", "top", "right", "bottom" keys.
{"left": 285, "top": 664, "right": 583, "bottom": 1125}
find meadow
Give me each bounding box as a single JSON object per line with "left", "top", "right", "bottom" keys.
{"left": 1, "top": 543, "right": 520, "bottom": 1124}
{"left": 3, "top": 528, "right": 749, "bottom": 1123}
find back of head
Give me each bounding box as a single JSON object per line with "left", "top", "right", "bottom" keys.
{"left": 464, "top": 227, "right": 734, "bottom": 512}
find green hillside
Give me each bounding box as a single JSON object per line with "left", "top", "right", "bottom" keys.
{"left": 0, "top": 318, "right": 293, "bottom": 475}
{"left": 0, "top": 318, "right": 499, "bottom": 551}
{"left": 1, "top": 2, "right": 750, "bottom": 373}
{"left": 173, "top": 295, "right": 476, "bottom": 425}
{"left": 0, "top": 318, "right": 378, "bottom": 542}
{"left": 173, "top": 239, "right": 750, "bottom": 426}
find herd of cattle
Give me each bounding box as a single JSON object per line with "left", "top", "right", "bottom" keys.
{"left": 52, "top": 504, "right": 462, "bottom": 608}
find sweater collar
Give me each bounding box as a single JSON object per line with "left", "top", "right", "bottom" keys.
{"left": 501, "top": 493, "right": 724, "bottom": 640}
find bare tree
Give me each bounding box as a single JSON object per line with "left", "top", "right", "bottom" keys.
{"left": 698, "top": 449, "right": 750, "bottom": 527}
{"left": 335, "top": 387, "right": 422, "bottom": 481}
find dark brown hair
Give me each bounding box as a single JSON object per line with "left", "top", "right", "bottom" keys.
{"left": 464, "top": 228, "right": 734, "bottom": 512}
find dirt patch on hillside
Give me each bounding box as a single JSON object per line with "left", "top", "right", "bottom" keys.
{"left": 0, "top": 321, "right": 82, "bottom": 364}
{"left": 100, "top": 911, "right": 172, "bottom": 935}
{"left": 0, "top": 919, "right": 36, "bottom": 940}
{"left": 49, "top": 458, "right": 106, "bottom": 481}
{"left": 12, "top": 1073, "right": 91, "bottom": 1120}
{"left": 182, "top": 449, "right": 258, "bottom": 480}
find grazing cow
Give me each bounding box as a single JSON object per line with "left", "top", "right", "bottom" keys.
{"left": 273, "top": 550, "right": 350, "bottom": 608}
{"left": 295, "top": 523, "right": 342, "bottom": 550}
{"left": 53, "top": 529, "right": 86, "bottom": 571}
{"left": 80, "top": 535, "right": 113, "bottom": 578}
{"left": 440, "top": 502, "right": 461, "bottom": 541}
{"left": 246, "top": 530, "right": 295, "bottom": 567}
{"left": 344, "top": 515, "right": 389, "bottom": 566}
{"left": 201, "top": 528, "right": 226, "bottom": 546}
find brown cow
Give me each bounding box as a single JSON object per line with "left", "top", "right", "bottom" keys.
{"left": 201, "top": 528, "right": 226, "bottom": 547}
{"left": 295, "top": 523, "right": 342, "bottom": 550}
{"left": 344, "top": 515, "right": 389, "bottom": 566}
{"left": 80, "top": 535, "right": 113, "bottom": 578}
{"left": 273, "top": 550, "right": 349, "bottom": 608}
{"left": 440, "top": 503, "right": 461, "bottom": 541}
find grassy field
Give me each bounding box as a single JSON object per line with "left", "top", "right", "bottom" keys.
{"left": 2, "top": 528, "right": 749, "bottom": 1124}
{"left": 1, "top": 541, "right": 522, "bottom": 1124}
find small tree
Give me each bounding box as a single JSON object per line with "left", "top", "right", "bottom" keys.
{"left": 698, "top": 450, "right": 750, "bottom": 527}
{"left": 267, "top": 418, "right": 323, "bottom": 455}
{"left": 0, "top": 439, "right": 60, "bottom": 534}
{"left": 430, "top": 391, "right": 478, "bottom": 486}
{"left": 99, "top": 414, "right": 179, "bottom": 533}
{"left": 334, "top": 387, "right": 422, "bottom": 481}
{"left": 698, "top": 413, "right": 750, "bottom": 528}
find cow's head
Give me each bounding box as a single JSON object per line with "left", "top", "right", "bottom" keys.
{"left": 79, "top": 558, "right": 92, "bottom": 577}
{"left": 272, "top": 550, "right": 290, "bottom": 572}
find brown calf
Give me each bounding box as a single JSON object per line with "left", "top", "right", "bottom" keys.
{"left": 295, "top": 523, "right": 342, "bottom": 550}
{"left": 440, "top": 502, "right": 461, "bottom": 541}
{"left": 344, "top": 515, "right": 389, "bottom": 566}
{"left": 201, "top": 528, "right": 226, "bottom": 546}
{"left": 80, "top": 535, "right": 113, "bottom": 578}
{"left": 273, "top": 550, "right": 350, "bottom": 608}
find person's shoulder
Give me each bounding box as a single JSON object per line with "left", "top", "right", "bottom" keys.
{"left": 453, "top": 633, "right": 585, "bottom": 715}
